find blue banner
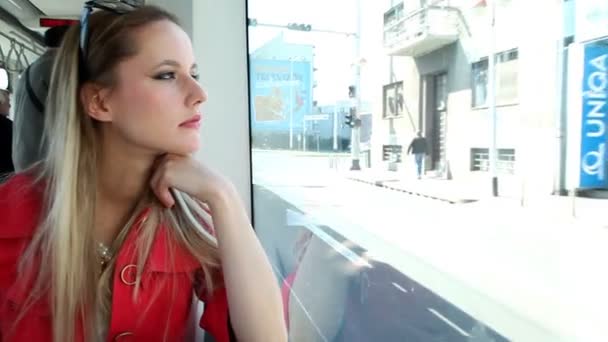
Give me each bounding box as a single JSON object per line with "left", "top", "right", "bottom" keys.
{"left": 249, "top": 59, "right": 312, "bottom": 133}
{"left": 579, "top": 43, "right": 608, "bottom": 188}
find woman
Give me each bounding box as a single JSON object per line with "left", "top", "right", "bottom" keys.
{"left": 0, "top": 3, "right": 286, "bottom": 342}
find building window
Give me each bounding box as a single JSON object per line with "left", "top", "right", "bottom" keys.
{"left": 470, "top": 148, "right": 516, "bottom": 174}
{"left": 471, "top": 49, "right": 519, "bottom": 108}
{"left": 472, "top": 60, "right": 488, "bottom": 107}
{"left": 382, "top": 81, "right": 404, "bottom": 118}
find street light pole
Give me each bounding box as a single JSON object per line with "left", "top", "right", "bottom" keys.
{"left": 289, "top": 58, "right": 294, "bottom": 150}
{"left": 488, "top": 0, "right": 499, "bottom": 196}
{"left": 350, "top": 0, "right": 362, "bottom": 170}
{"left": 249, "top": 20, "right": 355, "bottom": 37}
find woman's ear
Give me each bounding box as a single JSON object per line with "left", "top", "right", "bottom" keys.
{"left": 80, "top": 83, "right": 112, "bottom": 122}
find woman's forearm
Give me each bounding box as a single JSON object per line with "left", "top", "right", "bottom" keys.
{"left": 208, "top": 185, "right": 287, "bottom": 342}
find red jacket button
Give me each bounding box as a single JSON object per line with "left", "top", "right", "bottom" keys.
{"left": 120, "top": 264, "right": 138, "bottom": 286}
{"left": 113, "top": 331, "right": 134, "bottom": 341}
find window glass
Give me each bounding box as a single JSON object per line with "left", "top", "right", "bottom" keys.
{"left": 0, "top": 68, "right": 8, "bottom": 90}
{"left": 472, "top": 49, "right": 518, "bottom": 108}
{"left": 247, "top": 0, "right": 607, "bottom": 341}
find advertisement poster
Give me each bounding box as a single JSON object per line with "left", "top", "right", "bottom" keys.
{"left": 250, "top": 59, "right": 312, "bottom": 133}
{"left": 579, "top": 42, "right": 608, "bottom": 188}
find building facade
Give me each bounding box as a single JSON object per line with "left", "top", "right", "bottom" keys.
{"left": 373, "top": 0, "right": 570, "bottom": 197}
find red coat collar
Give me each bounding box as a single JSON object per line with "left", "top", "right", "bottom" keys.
{"left": 0, "top": 174, "right": 201, "bottom": 273}
{"left": 122, "top": 208, "right": 202, "bottom": 273}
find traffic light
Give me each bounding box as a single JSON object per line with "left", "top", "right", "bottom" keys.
{"left": 287, "top": 23, "right": 312, "bottom": 31}
{"left": 345, "top": 113, "right": 354, "bottom": 127}
{"left": 348, "top": 85, "right": 356, "bottom": 98}
{"left": 345, "top": 107, "right": 360, "bottom": 128}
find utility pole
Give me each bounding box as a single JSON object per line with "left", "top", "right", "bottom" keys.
{"left": 488, "top": 0, "right": 499, "bottom": 196}
{"left": 388, "top": 0, "right": 398, "bottom": 172}
{"left": 289, "top": 58, "right": 294, "bottom": 150}
{"left": 350, "top": 0, "right": 363, "bottom": 170}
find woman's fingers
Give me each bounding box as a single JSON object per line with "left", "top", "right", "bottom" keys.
{"left": 150, "top": 158, "right": 175, "bottom": 208}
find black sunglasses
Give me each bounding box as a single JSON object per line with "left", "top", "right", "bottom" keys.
{"left": 79, "top": 0, "right": 143, "bottom": 61}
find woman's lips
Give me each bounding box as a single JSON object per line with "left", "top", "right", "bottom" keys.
{"left": 179, "top": 114, "right": 201, "bottom": 129}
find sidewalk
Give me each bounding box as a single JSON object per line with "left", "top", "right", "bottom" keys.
{"left": 344, "top": 168, "right": 486, "bottom": 204}
{"left": 344, "top": 168, "right": 608, "bottom": 227}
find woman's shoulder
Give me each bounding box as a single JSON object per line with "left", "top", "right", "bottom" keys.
{"left": 0, "top": 172, "right": 44, "bottom": 239}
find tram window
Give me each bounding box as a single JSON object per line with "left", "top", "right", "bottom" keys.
{"left": 0, "top": 67, "right": 8, "bottom": 90}
{"left": 247, "top": 0, "right": 607, "bottom": 341}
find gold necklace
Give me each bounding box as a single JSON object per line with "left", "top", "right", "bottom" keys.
{"left": 97, "top": 242, "right": 113, "bottom": 270}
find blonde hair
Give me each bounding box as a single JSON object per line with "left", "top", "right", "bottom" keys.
{"left": 13, "top": 6, "right": 221, "bottom": 342}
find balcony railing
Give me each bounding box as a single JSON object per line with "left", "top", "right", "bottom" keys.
{"left": 384, "top": 4, "right": 461, "bottom": 57}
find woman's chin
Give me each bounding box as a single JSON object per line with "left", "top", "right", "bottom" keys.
{"left": 166, "top": 140, "right": 200, "bottom": 156}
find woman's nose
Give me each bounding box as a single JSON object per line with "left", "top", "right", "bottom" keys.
{"left": 188, "top": 79, "right": 207, "bottom": 108}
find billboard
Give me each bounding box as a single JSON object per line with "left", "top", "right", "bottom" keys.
{"left": 249, "top": 59, "right": 312, "bottom": 133}
{"left": 579, "top": 43, "right": 608, "bottom": 188}
{"left": 566, "top": 41, "right": 608, "bottom": 190}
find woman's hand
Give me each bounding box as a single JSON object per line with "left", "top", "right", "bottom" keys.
{"left": 151, "top": 156, "right": 287, "bottom": 341}
{"left": 149, "top": 154, "right": 234, "bottom": 208}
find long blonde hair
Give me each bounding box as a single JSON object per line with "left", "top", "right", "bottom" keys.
{"left": 15, "top": 6, "right": 221, "bottom": 342}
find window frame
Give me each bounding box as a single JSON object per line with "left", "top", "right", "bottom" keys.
{"left": 471, "top": 48, "right": 519, "bottom": 109}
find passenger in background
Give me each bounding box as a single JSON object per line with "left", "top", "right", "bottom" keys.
{"left": 12, "top": 25, "right": 69, "bottom": 171}
{"left": 0, "top": 89, "right": 14, "bottom": 177}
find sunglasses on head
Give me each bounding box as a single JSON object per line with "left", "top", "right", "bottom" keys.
{"left": 79, "top": 0, "right": 143, "bottom": 62}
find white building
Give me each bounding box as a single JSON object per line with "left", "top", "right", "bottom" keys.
{"left": 373, "top": 0, "right": 570, "bottom": 197}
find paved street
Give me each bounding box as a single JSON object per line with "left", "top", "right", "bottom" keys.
{"left": 252, "top": 149, "right": 608, "bottom": 342}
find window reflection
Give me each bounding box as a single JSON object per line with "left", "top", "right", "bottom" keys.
{"left": 254, "top": 186, "right": 510, "bottom": 341}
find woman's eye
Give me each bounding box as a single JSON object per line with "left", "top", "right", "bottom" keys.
{"left": 154, "top": 72, "right": 176, "bottom": 80}
{"left": 191, "top": 74, "right": 200, "bottom": 81}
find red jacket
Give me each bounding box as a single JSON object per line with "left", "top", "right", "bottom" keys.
{"left": 0, "top": 174, "right": 235, "bottom": 341}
